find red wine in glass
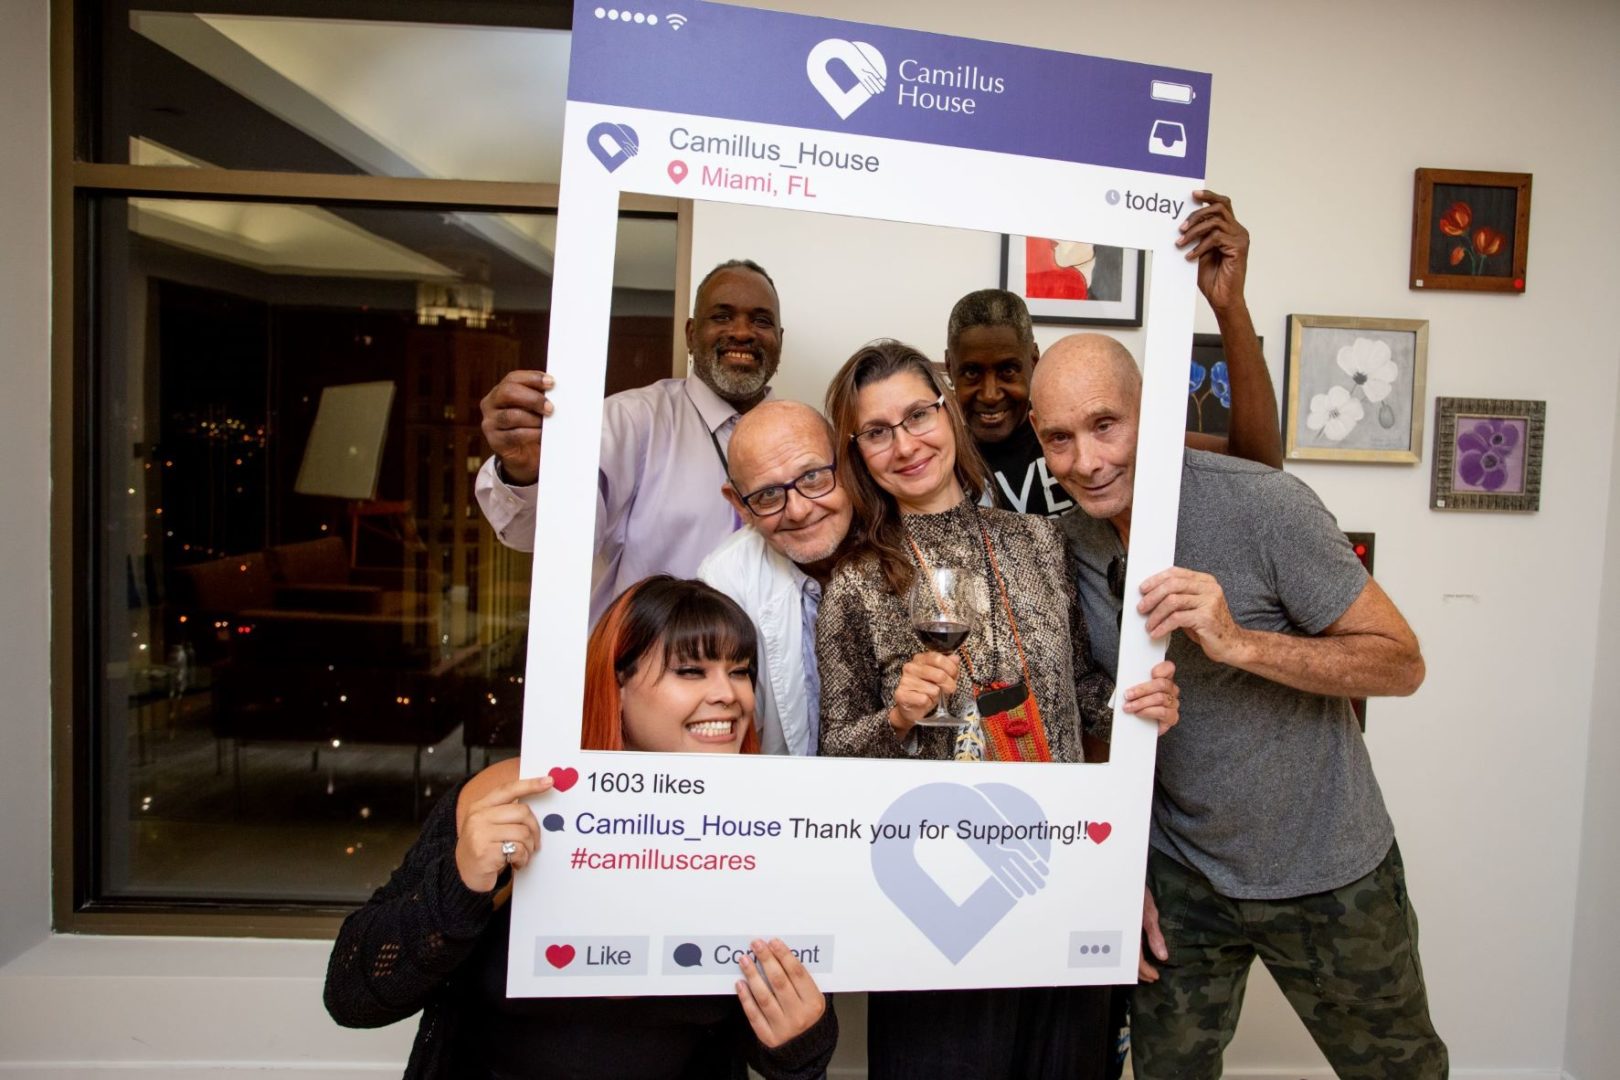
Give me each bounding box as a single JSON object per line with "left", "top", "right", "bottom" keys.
{"left": 914, "top": 620, "right": 970, "bottom": 653}
{"left": 907, "top": 566, "right": 976, "bottom": 727}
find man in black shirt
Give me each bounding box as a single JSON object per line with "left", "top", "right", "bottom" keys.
{"left": 945, "top": 190, "right": 1282, "bottom": 521}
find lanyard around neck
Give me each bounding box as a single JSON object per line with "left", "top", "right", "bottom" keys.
{"left": 684, "top": 383, "right": 732, "bottom": 474}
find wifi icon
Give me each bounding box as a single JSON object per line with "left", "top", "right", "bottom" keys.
{"left": 666, "top": 12, "right": 687, "bottom": 29}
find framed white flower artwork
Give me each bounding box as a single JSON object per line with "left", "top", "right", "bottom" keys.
{"left": 1282, "top": 315, "right": 1429, "bottom": 463}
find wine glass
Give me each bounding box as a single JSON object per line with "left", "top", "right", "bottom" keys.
{"left": 907, "top": 565, "right": 978, "bottom": 727}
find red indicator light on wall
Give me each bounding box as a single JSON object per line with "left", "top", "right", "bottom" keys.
{"left": 1344, "top": 532, "right": 1375, "bottom": 573}
{"left": 1342, "top": 532, "right": 1375, "bottom": 731}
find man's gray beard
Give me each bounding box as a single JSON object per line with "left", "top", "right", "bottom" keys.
{"left": 694, "top": 351, "right": 778, "bottom": 404}
{"left": 783, "top": 529, "right": 843, "bottom": 566}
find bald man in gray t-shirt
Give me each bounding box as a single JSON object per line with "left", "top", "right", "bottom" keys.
{"left": 1063, "top": 450, "right": 1396, "bottom": 895}
{"left": 1032, "top": 335, "right": 1447, "bottom": 1079}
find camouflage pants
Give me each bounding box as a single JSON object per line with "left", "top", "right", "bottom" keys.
{"left": 1131, "top": 842, "right": 1447, "bottom": 1079}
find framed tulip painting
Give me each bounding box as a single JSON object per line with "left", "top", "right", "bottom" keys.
{"left": 1282, "top": 314, "right": 1428, "bottom": 463}
{"left": 1409, "top": 168, "right": 1532, "bottom": 293}
{"left": 1429, "top": 397, "right": 1545, "bottom": 512}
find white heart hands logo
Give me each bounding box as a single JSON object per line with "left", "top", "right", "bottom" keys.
{"left": 870, "top": 782, "right": 1052, "bottom": 964}
{"left": 806, "top": 39, "right": 887, "bottom": 120}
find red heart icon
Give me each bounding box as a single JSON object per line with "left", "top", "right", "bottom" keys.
{"left": 548, "top": 766, "right": 579, "bottom": 792}
{"left": 544, "top": 944, "right": 575, "bottom": 969}
{"left": 1086, "top": 821, "right": 1112, "bottom": 845}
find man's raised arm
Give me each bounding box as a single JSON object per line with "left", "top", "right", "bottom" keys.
{"left": 1179, "top": 190, "right": 1284, "bottom": 469}
{"left": 473, "top": 370, "right": 552, "bottom": 552}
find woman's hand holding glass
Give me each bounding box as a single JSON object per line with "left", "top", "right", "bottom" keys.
{"left": 734, "top": 938, "right": 827, "bottom": 1049}
{"left": 454, "top": 775, "right": 552, "bottom": 893}
{"left": 1120, "top": 659, "right": 1181, "bottom": 735}
{"left": 888, "top": 652, "right": 961, "bottom": 737}
{"left": 905, "top": 566, "right": 980, "bottom": 727}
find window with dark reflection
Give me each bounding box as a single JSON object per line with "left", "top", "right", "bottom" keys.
{"left": 97, "top": 197, "right": 674, "bottom": 903}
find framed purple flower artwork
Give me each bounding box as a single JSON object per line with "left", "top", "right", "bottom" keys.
{"left": 1430, "top": 397, "right": 1546, "bottom": 512}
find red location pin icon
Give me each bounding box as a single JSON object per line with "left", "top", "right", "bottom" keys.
{"left": 668, "top": 160, "right": 689, "bottom": 184}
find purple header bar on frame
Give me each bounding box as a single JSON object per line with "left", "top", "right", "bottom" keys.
{"left": 567, "top": 2, "right": 1210, "bottom": 178}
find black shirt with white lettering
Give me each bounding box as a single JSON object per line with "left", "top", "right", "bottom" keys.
{"left": 977, "top": 419, "right": 1074, "bottom": 518}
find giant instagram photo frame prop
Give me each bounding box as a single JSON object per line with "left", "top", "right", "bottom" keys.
{"left": 510, "top": 0, "right": 1212, "bottom": 996}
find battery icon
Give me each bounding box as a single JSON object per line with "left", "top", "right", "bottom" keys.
{"left": 1151, "top": 80, "right": 1196, "bottom": 105}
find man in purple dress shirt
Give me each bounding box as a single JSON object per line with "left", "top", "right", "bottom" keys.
{"left": 474, "top": 259, "right": 784, "bottom": 623}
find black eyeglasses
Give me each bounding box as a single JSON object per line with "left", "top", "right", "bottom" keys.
{"left": 737, "top": 464, "right": 839, "bottom": 517}
{"left": 851, "top": 395, "right": 945, "bottom": 452}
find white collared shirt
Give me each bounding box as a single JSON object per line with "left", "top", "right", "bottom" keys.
{"left": 698, "top": 526, "right": 819, "bottom": 757}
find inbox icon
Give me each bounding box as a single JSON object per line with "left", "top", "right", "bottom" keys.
{"left": 1148, "top": 120, "right": 1186, "bottom": 158}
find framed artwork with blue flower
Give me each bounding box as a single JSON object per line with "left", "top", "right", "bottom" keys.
{"left": 1283, "top": 314, "right": 1429, "bottom": 463}
{"left": 1185, "top": 333, "right": 1256, "bottom": 438}
{"left": 1430, "top": 397, "right": 1545, "bottom": 512}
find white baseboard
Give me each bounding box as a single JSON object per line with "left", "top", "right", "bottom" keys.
{"left": 1219, "top": 1072, "right": 1562, "bottom": 1080}
{"left": 0, "top": 1068, "right": 402, "bottom": 1078}
{"left": 0, "top": 1067, "right": 1567, "bottom": 1079}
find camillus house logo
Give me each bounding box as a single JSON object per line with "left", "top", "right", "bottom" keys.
{"left": 871, "top": 782, "right": 1053, "bottom": 964}
{"left": 806, "top": 38, "right": 887, "bottom": 120}
{"left": 586, "top": 121, "right": 640, "bottom": 173}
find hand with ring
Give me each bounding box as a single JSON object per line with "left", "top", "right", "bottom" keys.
{"left": 454, "top": 774, "right": 552, "bottom": 893}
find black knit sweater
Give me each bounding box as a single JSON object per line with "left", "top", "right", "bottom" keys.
{"left": 324, "top": 780, "right": 837, "bottom": 1079}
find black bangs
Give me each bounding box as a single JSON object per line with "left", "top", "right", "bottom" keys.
{"left": 659, "top": 595, "right": 759, "bottom": 680}
{"left": 612, "top": 576, "right": 759, "bottom": 684}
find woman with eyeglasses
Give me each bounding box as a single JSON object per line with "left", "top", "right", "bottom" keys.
{"left": 817, "top": 339, "right": 1177, "bottom": 764}
{"left": 815, "top": 339, "right": 1176, "bottom": 1080}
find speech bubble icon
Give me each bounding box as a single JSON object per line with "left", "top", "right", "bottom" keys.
{"left": 672, "top": 942, "right": 702, "bottom": 968}
{"left": 542, "top": 813, "right": 565, "bottom": 832}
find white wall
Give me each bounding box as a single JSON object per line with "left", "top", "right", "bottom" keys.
{"left": 689, "top": 205, "right": 1148, "bottom": 411}
{"left": 4, "top": 0, "right": 1619, "bottom": 1076}
{"left": 0, "top": 0, "right": 53, "bottom": 970}
{"left": 1563, "top": 387, "right": 1620, "bottom": 1080}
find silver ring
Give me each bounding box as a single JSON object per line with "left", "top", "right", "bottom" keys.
{"left": 501, "top": 840, "right": 518, "bottom": 864}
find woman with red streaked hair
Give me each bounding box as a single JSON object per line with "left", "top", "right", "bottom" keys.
{"left": 581, "top": 574, "right": 762, "bottom": 754}
{"left": 326, "top": 577, "right": 834, "bottom": 1079}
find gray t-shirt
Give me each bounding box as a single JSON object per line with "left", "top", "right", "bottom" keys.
{"left": 1060, "top": 450, "right": 1393, "bottom": 899}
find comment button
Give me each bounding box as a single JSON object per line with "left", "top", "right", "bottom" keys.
{"left": 663, "top": 935, "right": 835, "bottom": 975}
